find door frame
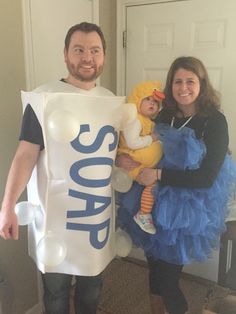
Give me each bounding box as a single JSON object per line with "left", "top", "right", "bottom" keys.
{"left": 116, "top": 0, "right": 189, "bottom": 95}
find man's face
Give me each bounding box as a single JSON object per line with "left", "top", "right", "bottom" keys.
{"left": 64, "top": 31, "right": 105, "bottom": 83}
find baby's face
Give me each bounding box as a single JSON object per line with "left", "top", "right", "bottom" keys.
{"left": 139, "top": 96, "right": 159, "bottom": 118}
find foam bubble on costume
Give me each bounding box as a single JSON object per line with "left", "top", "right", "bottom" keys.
{"left": 37, "top": 232, "right": 67, "bottom": 267}
{"left": 15, "top": 201, "right": 40, "bottom": 225}
{"left": 111, "top": 166, "right": 133, "bottom": 192}
{"left": 114, "top": 229, "right": 132, "bottom": 257}
{"left": 113, "top": 103, "right": 137, "bottom": 130}
{"left": 47, "top": 109, "right": 80, "bottom": 142}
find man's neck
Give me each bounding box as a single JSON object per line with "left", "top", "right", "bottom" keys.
{"left": 64, "top": 76, "right": 96, "bottom": 90}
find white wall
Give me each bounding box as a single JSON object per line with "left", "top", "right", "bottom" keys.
{"left": 0, "top": 1, "right": 38, "bottom": 313}
{"left": 99, "top": 0, "right": 117, "bottom": 94}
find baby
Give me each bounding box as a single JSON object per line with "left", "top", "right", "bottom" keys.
{"left": 118, "top": 81, "right": 164, "bottom": 234}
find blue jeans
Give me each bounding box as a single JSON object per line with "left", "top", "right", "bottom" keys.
{"left": 41, "top": 272, "right": 103, "bottom": 314}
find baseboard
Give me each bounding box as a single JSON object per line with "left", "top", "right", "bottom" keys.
{"left": 25, "top": 303, "right": 41, "bottom": 314}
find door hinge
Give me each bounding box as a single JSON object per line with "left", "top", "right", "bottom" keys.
{"left": 123, "top": 30, "right": 127, "bottom": 48}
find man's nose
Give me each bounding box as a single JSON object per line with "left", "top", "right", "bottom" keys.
{"left": 81, "top": 50, "right": 92, "bottom": 61}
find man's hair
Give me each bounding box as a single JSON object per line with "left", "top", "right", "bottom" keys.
{"left": 64, "top": 22, "right": 106, "bottom": 53}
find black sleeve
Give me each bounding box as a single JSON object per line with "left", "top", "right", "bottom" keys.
{"left": 19, "top": 104, "right": 44, "bottom": 150}
{"left": 160, "top": 111, "right": 229, "bottom": 188}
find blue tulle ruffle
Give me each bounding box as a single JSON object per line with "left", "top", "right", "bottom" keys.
{"left": 117, "top": 124, "right": 236, "bottom": 265}
{"left": 156, "top": 123, "right": 206, "bottom": 170}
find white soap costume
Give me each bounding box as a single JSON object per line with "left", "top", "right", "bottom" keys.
{"left": 21, "top": 81, "right": 125, "bottom": 275}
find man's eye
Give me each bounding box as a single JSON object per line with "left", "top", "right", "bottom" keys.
{"left": 74, "top": 48, "right": 84, "bottom": 54}
{"left": 91, "top": 48, "right": 101, "bottom": 55}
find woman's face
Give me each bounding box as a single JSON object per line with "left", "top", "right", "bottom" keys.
{"left": 172, "top": 68, "right": 200, "bottom": 114}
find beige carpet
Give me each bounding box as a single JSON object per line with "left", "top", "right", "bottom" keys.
{"left": 98, "top": 258, "right": 214, "bottom": 314}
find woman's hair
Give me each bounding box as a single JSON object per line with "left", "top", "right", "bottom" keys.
{"left": 163, "top": 56, "right": 221, "bottom": 115}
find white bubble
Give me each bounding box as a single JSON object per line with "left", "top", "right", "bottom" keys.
{"left": 113, "top": 229, "right": 132, "bottom": 257}
{"left": 111, "top": 167, "right": 133, "bottom": 192}
{"left": 113, "top": 103, "right": 137, "bottom": 131}
{"left": 47, "top": 110, "right": 79, "bottom": 142}
{"left": 15, "top": 201, "right": 40, "bottom": 225}
{"left": 36, "top": 232, "right": 67, "bottom": 267}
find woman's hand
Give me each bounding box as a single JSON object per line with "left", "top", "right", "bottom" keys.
{"left": 115, "top": 154, "right": 140, "bottom": 172}
{"left": 137, "top": 168, "right": 159, "bottom": 186}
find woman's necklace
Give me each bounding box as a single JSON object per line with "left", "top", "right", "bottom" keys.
{"left": 171, "top": 115, "right": 193, "bottom": 130}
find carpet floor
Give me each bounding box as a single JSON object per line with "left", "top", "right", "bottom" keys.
{"left": 97, "top": 258, "right": 214, "bottom": 314}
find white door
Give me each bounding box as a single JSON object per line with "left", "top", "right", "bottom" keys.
{"left": 120, "top": 0, "right": 236, "bottom": 281}
{"left": 22, "top": 0, "right": 99, "bottom": 89}
{"left": 125, "top": 0, "right": 236, "bottom": 159}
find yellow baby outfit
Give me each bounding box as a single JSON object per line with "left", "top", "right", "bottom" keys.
{"left": 118, "top": 81, "right": 165, "bottom": 233}
{"left": 118, "top": 81, "right": 163, "bottom": 179}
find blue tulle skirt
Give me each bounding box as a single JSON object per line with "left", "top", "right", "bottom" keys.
{"left": 117, "top": 124, "right": 236, "bottom": 265}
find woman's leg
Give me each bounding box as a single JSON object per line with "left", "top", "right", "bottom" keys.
{"left": 41, "top": 272, "right": 72, "bottom": 314}
{"left": 147, "top": 258, "right": 167, "bottom": 314}
{"left": 147, "top": 257, "right": 188, "bottom": 314}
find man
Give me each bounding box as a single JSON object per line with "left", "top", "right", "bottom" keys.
{"left": 0, "top": 22, "right": 115, "bottom": 314}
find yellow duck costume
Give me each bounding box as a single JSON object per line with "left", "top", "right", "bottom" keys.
{"left": 118, "top": 81, "right": 165, "bottom": 234}
{"left": 118, "top": 81, "right": 164, "bottom": 179}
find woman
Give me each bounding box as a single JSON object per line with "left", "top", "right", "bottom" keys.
{"left": 117, "top": 56, "right": 236, "bottom": 314}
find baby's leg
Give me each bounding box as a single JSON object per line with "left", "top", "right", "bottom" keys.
{"left": 133, "top": 184, "right": 156, "bottom": 234}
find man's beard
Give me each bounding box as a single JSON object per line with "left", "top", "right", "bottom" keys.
{"left": 67, "top": 62, "right": 104, "bottom": 82}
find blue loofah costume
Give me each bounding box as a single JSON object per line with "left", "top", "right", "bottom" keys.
{"left": 117, "top": 123, "right": 236, "bottom": 265}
